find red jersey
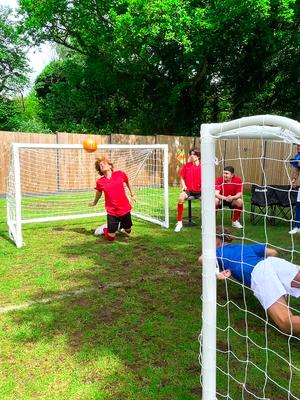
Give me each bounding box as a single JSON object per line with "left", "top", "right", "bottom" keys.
{"left": 179, "top": 162, "right": 201, "bottom": 192}
{"left": 96, "top": 170, "right": 132, "bottom": 216}
{"left": 215, "top": 176, "right": 243, "bottom": 196}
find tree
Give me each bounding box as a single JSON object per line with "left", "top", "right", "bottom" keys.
{"left": 18, "top": 0, "right": 300, "bottom": 134}
{"left": 0, "top": 5, "right": 30, "bottom": 96}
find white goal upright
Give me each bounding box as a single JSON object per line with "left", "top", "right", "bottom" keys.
{"left": 200, "top": 115, "right": 300, "bottom": 400}
{"left": 7, "top": 143, "right": 169, "bottom": 248}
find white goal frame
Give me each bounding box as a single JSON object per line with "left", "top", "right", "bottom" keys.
{"left": 200, "top": 115, "right": 300, "bottom": 400}
{"left": 7, "top": 143, "right": 169, "bottom": 248}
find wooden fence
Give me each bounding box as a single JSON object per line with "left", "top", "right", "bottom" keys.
{"left": 0, "top": 130, "right": 295, "bottom": 194}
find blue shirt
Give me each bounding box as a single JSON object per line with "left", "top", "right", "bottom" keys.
{"left": 216, "top": 243, "right": 266, "bottom": 287}
{"left": 290, "top": 152, "right": 300, "bottom": 169}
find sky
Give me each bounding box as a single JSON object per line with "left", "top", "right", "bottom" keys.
{"left": 0, "top": 0, "right": 56, "bottom": 91}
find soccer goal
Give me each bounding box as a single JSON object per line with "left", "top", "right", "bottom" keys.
{"left": 200, "top": 115, "right": 300, "bottom": 400}
{"left": 7, "top": 143, "right": 169, "bottom": 248}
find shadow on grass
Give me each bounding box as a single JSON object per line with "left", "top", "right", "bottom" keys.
{"left": 5, "top": 225, "right": 201, "bottom": 399}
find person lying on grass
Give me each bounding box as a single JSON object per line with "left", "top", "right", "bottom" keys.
{"left": 199, "top": 226, "right": 300, "bottom": 334}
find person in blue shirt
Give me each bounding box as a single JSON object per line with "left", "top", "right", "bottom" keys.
{"left": 289, "top": 144, "right": 300, "bottom": 234}
{"left": 199, "top": 226, "right": 300, "bottom": 334}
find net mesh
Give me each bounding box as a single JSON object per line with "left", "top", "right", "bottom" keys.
{"left": 7, "top": 145, "right": 168, "bottom": 246}
{"left": 201, "top": 136, "right": 300, "bottom": 400}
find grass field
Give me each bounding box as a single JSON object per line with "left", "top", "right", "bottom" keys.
{"left": 1, "top": 188, "right": 300, "bottom": 399}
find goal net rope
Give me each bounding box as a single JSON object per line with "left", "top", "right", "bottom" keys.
{"left": 7, "top": 144, "right": 168, "bottom": 248}
{"left": 200, "top": 115, "right": 300, "bottom": 400}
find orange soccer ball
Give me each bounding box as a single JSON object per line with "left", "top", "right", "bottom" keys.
{"left": 83, "top": 138, "right": 97, "bottom": 153}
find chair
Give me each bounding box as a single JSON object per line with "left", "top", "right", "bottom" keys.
{"left": 184, "top": 195, "right": 201, "bottom": 226}
{"left": 272, "top": 185, "right": 298, "bottom": 222}
{"left": 250, "top": 185, "right": 277, "bottom": 225}
{"left": 250, "top": 185, "right": 298, "bottom": 225}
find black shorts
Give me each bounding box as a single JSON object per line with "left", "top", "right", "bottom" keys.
{"left": 186, "top": 190, "right": 201, "bottom": 199}
{"left": 107, "top": 212, "right": 133, "bottom": 234}
{"left": 222, "top": 200, "right": 234, "bottom": 209}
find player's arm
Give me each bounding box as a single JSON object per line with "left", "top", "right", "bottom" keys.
{"left": 122, "top": 171, "right": 136, "bottom": 202}
{"left": 89, "top": 190, "right": 102, "bottom": 206}
{"left": 180, "top": 177, "right": 187, "bottom": 191}
{"left": 226, "top": 179, "right": 243, "bottom": 201}
{"left": 199, "top": 255, "right": 230, "bottom": 280}
{"left": 125, "top": 180, "right": 136, "bottom": 202}
{"left": 291, "top": 167, "right": 299, "bottom": 187}
{"left": 227, "top": 191, "right": 243, "bottom": 201}
{"left": 179, "top": 165, "right": 187, "bottom": 191}
{"left": 215, "top": 188, "right": 226, "bottom": 200}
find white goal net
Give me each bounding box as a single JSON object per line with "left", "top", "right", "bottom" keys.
{"left": 200, "top": 115, "right": 300, "bottom": 400}
{"left": 7, "top": 143, "right": 169, "bottom": 248}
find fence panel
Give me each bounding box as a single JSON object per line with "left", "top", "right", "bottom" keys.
{"left": 156, "top": 135, "right": 196, "bottom": 186}
{"left": 0, "top": 132, "right": 56, "bottom": 194}
{"left": 0, "top": 131, "right": 297, "bottom": 194}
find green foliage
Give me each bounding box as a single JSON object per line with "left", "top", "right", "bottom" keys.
{"left": 14, "top": 0, "right": 300, "bottom": 133}
{"left": 0, "top": 6, "right": 29, "bottom": 96}
{"left": 0, "top": 92, "right": 52, "bottom": 133}
{"left": 11, "top": 117, "right": 52, "bottom": 134}
{"left": 0, "top": 97, "right": 19, "bottom": 131}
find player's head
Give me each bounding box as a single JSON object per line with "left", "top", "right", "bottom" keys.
{"left": 189, "top": 147, "right": 200, "bottom": 162}
{"left": 223, "top": 166, "right": 234, "bottom": 182}
{"left": 216, "top": 225, "right": 233, "bottom": 245}
{"left": 95, "top": 157, "right": 113, "bottom": 176}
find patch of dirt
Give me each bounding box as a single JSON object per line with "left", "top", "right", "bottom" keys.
{"left": 158, "top": 377, "right": 172, "bottom": 387}
{"left": 185, "top": 364, "right": 200, "bottom": 374}
{"left": 68, "top": 255, "right": 80, "bottom": 261}
{"left": 69, "top": 330, "right": 84, "bottom": 349}
{"left": 68, "top": 296, "right": 94, "bottom": 308}
{"left": 67, "top": 298, "right": 124, "bottom": 349}
{"left": 81, "top": 371, "right": 104, "bottom": 384}
{"left": 92, "top": 299, "right": 124, "bottom": 326}
{"left": 70, "top": 228, "right": 94, "bottom": 235}
{"left": 136, "top": 375, "right": 150, "bottom": 384}
{"left": 217, "top": 340, "right": 229, "bottom": 352}
{"left": 190, "top": 386, "right": 201, "bottom": 396}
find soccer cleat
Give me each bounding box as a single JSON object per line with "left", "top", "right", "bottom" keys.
{"left": 94, "top": 224, "right": 107, "bottom": 236}
{"left": 232, "top": 220, "right": 243, "bottom": 229}
{"left": 174, "top": 221, "right": 183, "bottom": 232}
{"left": 289, "top": 227, "right": 300, "bottom": 234}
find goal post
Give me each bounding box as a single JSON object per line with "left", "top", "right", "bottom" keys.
{"left": 7, "top": 143, "right": 169, "bottom": 248}
{"left": 200, "top": 115, "right": 300, "bottom": 400}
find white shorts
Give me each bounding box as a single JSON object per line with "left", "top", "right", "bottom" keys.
{"left": 251, "top": 257, "right": 300, "bottom": 310}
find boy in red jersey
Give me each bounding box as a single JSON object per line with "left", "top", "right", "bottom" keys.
{"left": 89, "top": 157, "right": 136, "bottom": 241}
{"left": 215, "top": 166, "right": 244, "bottom": 229}
{"left": 174, "top": 147, "right": 201, "bottom": 232}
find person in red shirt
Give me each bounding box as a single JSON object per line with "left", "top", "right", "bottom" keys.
{"left": 215, "top": 166, "right": 244, "bottom": 229}
{"left": 89, "top": 157, "right": 136, "bottom": 241}
{"left": 175, "top": 147, "right": 201, "bottom": 232}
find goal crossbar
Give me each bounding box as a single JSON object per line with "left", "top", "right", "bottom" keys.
{"left": 7, "top": 143, "right": 169, "bottom": 248}
{"left": 200, "top": 114, "right": 300, "bottom": 400}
